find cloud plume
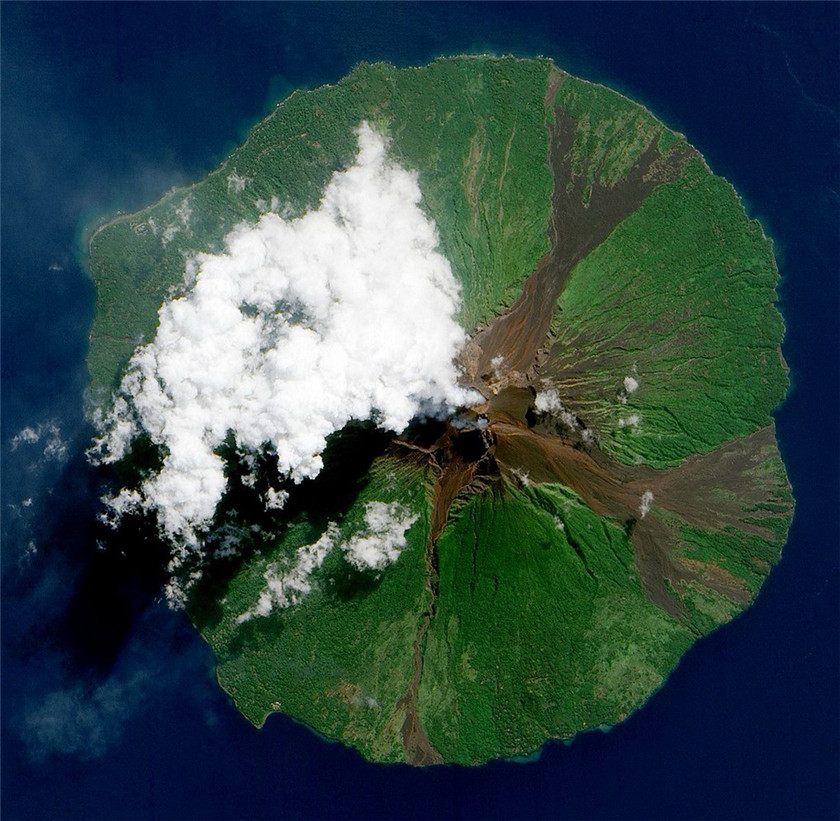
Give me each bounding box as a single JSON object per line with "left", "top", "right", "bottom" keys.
{"left": 23, "top": 675, "right": 147, "bottom": 762}
{"left": 238, "top": 501, "right": 418, "bottom": 621}
{"left": 10, "top": 421, "right": 67, "bottom": 463}
{"left": 93, "top": 123, "right": 475, "bottom": 560}
{"left": 340, "top": 501, "right": 418, "bottom": 571}
{"left": 535, "top": 389, "right": 578, "bottom": 430}
{"left": 238, "top": 525, "right": 339, "bottom": 621}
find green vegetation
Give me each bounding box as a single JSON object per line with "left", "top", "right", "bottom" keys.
{"left": 87, "top": 57, "right": 792, "bottom": 765}
{"left": 556, "top": 74, "right": 676, "bottom": 200}
{"left": 418, "top": 484, "right": 694, "bottom": 763}
{"left": 547, "top": 157, "right": 788, "bottom": 468}
{"left": 389, "top": 58, "right": 553, "bottom": 330}
{"left": 194, "top": 455, "right": 431, "bottom": 763}
{"left": 87, "top": 56, "right": 553, "bottom": 398}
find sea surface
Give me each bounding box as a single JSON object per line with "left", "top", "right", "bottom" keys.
{"left": 2, "top": 4, "right": 838, "bottom": 820}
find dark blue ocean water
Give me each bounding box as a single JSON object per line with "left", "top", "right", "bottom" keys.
{"left": 2, "top": 4, "right": 838, "bottom": 819}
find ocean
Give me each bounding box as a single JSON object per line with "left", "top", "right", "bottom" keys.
{"left": 2, "top": 3, "right": 838, "bottom": 819}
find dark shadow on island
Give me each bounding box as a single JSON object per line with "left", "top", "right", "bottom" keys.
{"left": 187, "top": 420, "right": 393, "bottom": 633}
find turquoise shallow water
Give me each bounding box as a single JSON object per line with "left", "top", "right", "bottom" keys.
{"left": 2, "top": 4, "right": 838, "bottom": 819}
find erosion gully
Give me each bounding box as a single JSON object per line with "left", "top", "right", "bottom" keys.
{"left": 388, "top": 73, "right": 769, "bottom": 765}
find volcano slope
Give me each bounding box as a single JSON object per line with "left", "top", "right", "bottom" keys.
{"left": 86, "top": 57, "right": 792, "bottom": 765}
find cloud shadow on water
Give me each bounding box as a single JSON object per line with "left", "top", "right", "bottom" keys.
{"left": 3, "top": 432, "right": 216, "bottom": 763}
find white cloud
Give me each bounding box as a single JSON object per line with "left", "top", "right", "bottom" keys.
{"left": 19, "top": 611, "right": 213, "bottom": 762}
{"left": 534, "top": 389, "right": 578, "bottom": 429}
{"left": 340, "top": 501, "right": 418, "bottom": 571}
{"left": 23, "top": 673, "right": 148, "bottom": 762}
{"left": 264, "top": 487, "right": 289, "bottom": 510}
{"left": 618, "top": 371, "right": 640, "bottom": 404}
{"left": 239, "top": 524, "right": 339, "bottom": 621}
{"left": 237, "top": 502, "right": 419, "bottom": 624}
{"left": 175, "top": 197, "right": 192, "bottom": 227}
{"left": 93, "top": 123, "right": 477, "bottom": 557}
{"left": 160, "top": 197, "right": 193, "bottom": 246}
{"left": 534, "top": 389, "right": 561, "bottom": 413}
{"left": 239, "top": 500, "right": 418, "bottom": 621}
{"left": 638, "top": 490, "right": 654, "bottom": 518}
{"left": 11, "top": 428, "right": 41, "bottom": 447}
{"left": 618, "top": 414, "right": 641, "bottom": 429}
{"left": 226, "top": 170, "right": 252, "bottom": 194}
{"left": 10, "top": 422, "right": 67, "bottom": 463}
{"left": 490, "top": 355, "right": 505, "bottom": 381}
{"left": 450, "top": 412, "right": 487, "bottom": 430}
{"left": 510, "top": 467, "right": 532, "bottom": 487}
{"left": 98, "top": 488, "right": 142, "bottom": 528}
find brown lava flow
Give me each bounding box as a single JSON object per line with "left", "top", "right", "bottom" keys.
{"left": 389, "top": 79, "right": 785, "bottom": 765}
{"left": 393, "top": 420, "right": 496, "bottom": 766}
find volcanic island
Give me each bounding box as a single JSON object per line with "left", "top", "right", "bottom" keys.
{"left": 86, "top": 56, "right": 792, "bottom": 765}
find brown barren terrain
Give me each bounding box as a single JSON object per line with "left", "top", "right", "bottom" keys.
{"left": 388, "top": 80, "right": 786, "bottom": 762}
